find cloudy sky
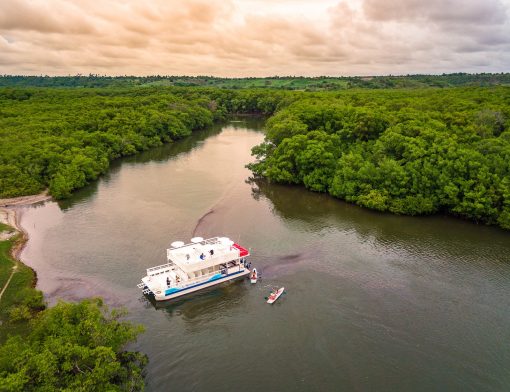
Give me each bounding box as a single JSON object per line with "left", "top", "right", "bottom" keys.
{"left": 1, "top": 0, "right": 509, "bottom": 76}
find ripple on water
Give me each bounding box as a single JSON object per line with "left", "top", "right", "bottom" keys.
{"left": 17, "top": 124, "right": 510, "bottom": 392}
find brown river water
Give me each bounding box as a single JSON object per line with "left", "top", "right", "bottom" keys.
{"left": 18, "top": 117, "right": 510, "bottom": 391}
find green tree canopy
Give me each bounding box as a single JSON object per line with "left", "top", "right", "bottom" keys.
{"left": 0, "top": 298, "right": 147, "bottom": 391}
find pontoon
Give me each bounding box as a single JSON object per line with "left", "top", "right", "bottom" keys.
{"left": 137, "top": 236, "right": 251, "bottom": 301}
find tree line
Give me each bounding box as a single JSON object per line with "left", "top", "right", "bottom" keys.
{"left": 0, "top": 88, "right": 218, "bottom": 199}
{"left": 1, "top": 73, "right": 509, "bottom": 90}
{"left": 0, "top": 220, "right": 147, "bottom": 390}
{"left": 248, "top": 87, "right": 510, "bottom": 229}
{"left": 0, "top": 297, "right": 146, "bottom": 391}
{"left": 1, "top": 85, "right": 509, "bottom": 229}
{"left": 0, "top": 86, "right": 296, "bottom": 199}
{"left": 1, "top": 83, "right": 509, "bottom": 389}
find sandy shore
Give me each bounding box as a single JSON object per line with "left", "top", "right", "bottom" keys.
{"left": 1, "top": 191, "right": 126, "bottom": 305}
{"left": 0, "top": 191, "right": 52, "bottom": 262}
{"left": 0, "top": 191, "right": 52, "bottom": 209}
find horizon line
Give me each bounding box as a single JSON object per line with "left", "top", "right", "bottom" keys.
{"left": 1, "top": 72, "right": 509, "bottom": 79}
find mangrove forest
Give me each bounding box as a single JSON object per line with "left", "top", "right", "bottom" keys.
{"left": 0, "top": 78, "right": 509, "bottom": 230}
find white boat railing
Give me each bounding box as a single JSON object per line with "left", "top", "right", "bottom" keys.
{"left": 176, "top": 265, "right": 244, "bottom": 288}
{"left": 140, "top": 262, "right": 248, "bottom": 295}
{"left": 153, "top": 263, "right": 245, "bottom": 290}
{"left": 168, "top": 247, "right": 243, "bottom": 273}
{"left": 145, "top": 251, "right": 247, "bottom": 279}
{"left": 147, "top": 262, "right": 173, "bottom": 276}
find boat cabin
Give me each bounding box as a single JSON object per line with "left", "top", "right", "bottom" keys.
{"left": 140, "top": 236, "right": 250, "bottom": 297}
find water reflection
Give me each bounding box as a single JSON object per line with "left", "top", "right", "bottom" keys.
{"left": 147, "top": 280, "right": 249, "bottom": 327}
{"left": 18, "top": 120, "right": 510, "bottom": 392}
{"left": 250, "top": 177, "right": 510, "bottom": 264}
{"left": 58, "top": 125, "right": 226, "bottom": 210}
{"left": 58, "top": 117, "right": 266, "bottom": 212}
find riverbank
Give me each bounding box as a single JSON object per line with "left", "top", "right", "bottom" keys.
{"left": 0, "top": 191, "right": 149, "bottom": 389}
{"left": 0, "top": 191, "right": 50, "bottom": 341}
{"left": 0, "top": 190, "right": 52, "bottom": 208}
{"left": 0, "top": 190, "right": 51, "bottom": 267}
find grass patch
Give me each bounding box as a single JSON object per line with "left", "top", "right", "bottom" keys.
{"left": 0, "top": 224, "right": 44, "bottom": 343}
{"left": 0, "top": 228, "right": 146, "bottom": 390}
{"left": 0, "top": 223, "right": 11, "bottom": 232}
{"left": 0, "top": 236, "right": 16, "bottom": 292}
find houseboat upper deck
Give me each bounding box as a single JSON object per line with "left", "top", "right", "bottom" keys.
{"left": 138, "top": 236, "right": 251, "bottom": 301}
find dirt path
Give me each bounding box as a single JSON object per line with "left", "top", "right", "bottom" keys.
{"left": 0, "top": 264, "right": 17, "bottom": 302}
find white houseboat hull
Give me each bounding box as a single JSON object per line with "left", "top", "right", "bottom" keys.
{"left": 152, "top": 268, "right": 251, "bottom": 301}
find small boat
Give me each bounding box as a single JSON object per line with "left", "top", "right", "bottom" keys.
{"left": 250, "top": 268, "right": 258, "bottom": 284}
{"left": 266, "top": 287, "right": 284, "bottom": 304}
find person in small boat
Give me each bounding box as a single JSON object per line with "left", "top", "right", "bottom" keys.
{"left": 251, "top": 270, "right": 256, "bottom": 279}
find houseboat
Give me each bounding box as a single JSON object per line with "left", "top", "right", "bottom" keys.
{"left": 137, "top": 236, "right": 251, "bottom": 301}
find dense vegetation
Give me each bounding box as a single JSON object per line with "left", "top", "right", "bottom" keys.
{"left": 249, "top": 87, "right": 510, "bottom": 229}
{"left": 0, "top": 88, "right": 220, "bottom": 199}
{"left": 0, "top": 86, "right": 295, "bottom": 199}
{"left": 1, "top": 82, "right": 509, "bottom": 229}
{"left": 1, "top": 73, "right": 509, "bottom": 90}
{"left": 0, "top": 298, "right": 146, "bottom": 391}
{"left": 1, "top": 220, "right": 147, "bottom": 391}
{"left": 0, "top": 225, "right": 45, "bottom": 342}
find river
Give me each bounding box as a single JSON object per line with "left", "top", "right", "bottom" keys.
{"left": 18, "top": 118, "right": 510, "bottom": 391}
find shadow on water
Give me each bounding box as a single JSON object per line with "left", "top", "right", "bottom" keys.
{"left": 144, "top": 279, "right": 249, "bottom": 325}
{"left": 257, "top": 249, "right": 320, "bottom": 279}
{"left": 58, "top": 126, "right": 222, "bottom": 210}
{"left": 58, "top": 117, "right": 265, "bottom": 211}
{"left": 20, "top": 116, "right": 510, "bottom": 392}
{"left": 227, "top": 115, "right": 266, "bottom": 131}
{"left": 249, "top": 177, "right": 510, "bottom": 264}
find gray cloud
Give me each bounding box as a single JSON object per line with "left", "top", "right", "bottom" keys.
{"left": 363, "top": 0, "right": 508, "bottom": 25}
{"left": 0, "top": 0, "right": 97, "bottom": 33}
{"left": 0, "top": 0, "right": 508, "bottom": 76}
